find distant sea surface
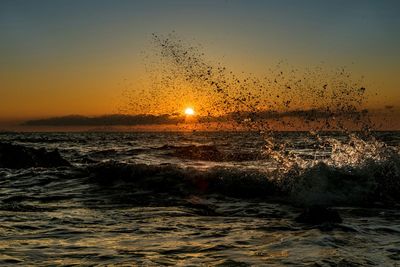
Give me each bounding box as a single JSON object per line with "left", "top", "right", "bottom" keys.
{"left": 0, "top": 131, "right": 399, "bottom": 266}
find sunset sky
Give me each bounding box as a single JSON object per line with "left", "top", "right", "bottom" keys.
{"left": 1, "top": 0, "right": 399, "bottom": 127}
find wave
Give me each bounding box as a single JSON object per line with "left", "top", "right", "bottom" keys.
{"left": 1, "top": 136, "right": 398, "bottom": 208}
{"left": 0, "top": 142, "right": 71, "bottom": 169}
{"left": 87, "top": 162, "right": 280, "bottom": 198}
{"left": 154, "top": 144, "right": 261, "bottom": 162}
{"left": 286, "top": 157, "right": 400, "bottom": 207}
{"left": 87, "top": 149, "right": 400, "bottom": 207}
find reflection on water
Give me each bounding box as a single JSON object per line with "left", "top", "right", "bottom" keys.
{"left": 0, "top": 132, "right": 399, "bottom": 265}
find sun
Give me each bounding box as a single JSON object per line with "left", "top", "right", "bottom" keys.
{"left": 184, "top": 107, "right": 195, "bottom": 116}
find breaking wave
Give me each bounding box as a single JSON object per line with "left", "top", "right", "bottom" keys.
{"left": 154, "top": 144, "right": 262, "bottom": 162}
{"left": 87, "top": 143, "right": 400, "bottom": 207}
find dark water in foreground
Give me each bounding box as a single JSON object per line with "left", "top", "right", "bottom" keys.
{"left": 0, "top": 132, "right": 399, "bottom": 266}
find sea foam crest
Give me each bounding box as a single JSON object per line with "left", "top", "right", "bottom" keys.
{"left": 278, "top": 135, "right": 400, "bottom": 206}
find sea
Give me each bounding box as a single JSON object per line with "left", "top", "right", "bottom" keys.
{"left": 0, "top": 131, "right": 399, "bottom": 266}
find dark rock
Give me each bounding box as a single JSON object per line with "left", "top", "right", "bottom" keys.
{"left": 295, "top": 206, "right": 342, "bottom": 224}
{"left": 0, "top": 142, "right": 71, "bottom": 169}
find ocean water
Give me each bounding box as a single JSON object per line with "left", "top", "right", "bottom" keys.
{"left": 0, "top": 131, "right": 399, "bottom": 266}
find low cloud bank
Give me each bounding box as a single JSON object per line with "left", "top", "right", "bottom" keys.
{"left": 22, "top": 108, "right": 376, "bottom": 127}
{"left": 23, "top": 114, "right": 184, "bottom": 126}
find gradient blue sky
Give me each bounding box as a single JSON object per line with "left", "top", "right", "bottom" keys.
{"left": 1, "top": 0, "right": 399, "bottom": 119}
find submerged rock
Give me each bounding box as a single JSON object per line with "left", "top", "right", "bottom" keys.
{"left": 295, "top": 206, "right": 342, "bottom": 224}
{"left": 0, "top": 142, "right": 70, "bottom": 169}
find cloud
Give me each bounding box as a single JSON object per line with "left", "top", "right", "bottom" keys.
{"left": 22, "top": 108, "right": 373, "bottom": 127}
{"left": 23, "top": 114, "right": 184, "bottom": 126}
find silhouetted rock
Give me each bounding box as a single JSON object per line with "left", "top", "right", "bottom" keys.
{"left": 0, "top": 142, "right": 70, "bottom": 169}
{"left": 295, "top": 206, "right": 342, "bottom": 224}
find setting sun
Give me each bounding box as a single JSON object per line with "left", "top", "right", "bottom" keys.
{"left": 184, "top": 107, "right": 195, "bottom": 116}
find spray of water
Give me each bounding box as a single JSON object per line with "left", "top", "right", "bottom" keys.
{"left": 124, "top": 33, "right": 399, "bottom": 204}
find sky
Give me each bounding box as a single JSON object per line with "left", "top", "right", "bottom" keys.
{"left": 1, "top": 0, "right": 399, "bottom": 125}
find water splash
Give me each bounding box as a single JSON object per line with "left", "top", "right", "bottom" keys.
{"left": 124, "top": 33, "right": 400, "bottom": 203}
{"left": 149, "top": 33, "right": 371, "bottom": 130}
